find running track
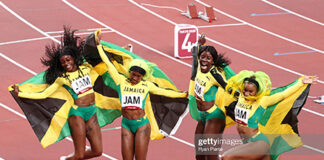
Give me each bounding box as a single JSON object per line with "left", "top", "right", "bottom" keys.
{"left": 0, "top": 0, "right": 323, "bottom": 159}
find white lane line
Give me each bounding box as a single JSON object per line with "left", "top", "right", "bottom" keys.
{"left": 0, "top": 53, "right": 37, "bottom": 75}
{"left": 262, "top": 0, "right": 324, "bottom": 26}
{"left": 141, "top": 3, "right": 184, "bottom": 12}
{"left": 303, "top": 145, "right": 324, "bottom": 154}
{"left": 0, "top": 2, "right": 117, "bottom": 159}
{"left": 302, "top": 108, "right": 324, "bottom": 117}
{"left": 45, "top": 27, "right": 111, "bottom": 34}
{"left": 128, "top": 0, "right": 324, "bottom": 84}
{"left": 0, "top": 30, "right": 114, "bottom": 46}
{"left": 197, "top": 23, "right": 246, "bottom": 28}
{"left": 195, "top": 0, "right": 324, "bottom": 54}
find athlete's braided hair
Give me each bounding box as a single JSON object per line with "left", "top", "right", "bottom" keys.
{"left": 198, "top": 45, "right": 230, "bottom": 70}
{"left": 41, "top": 26, "right": 85, "bottom": 84}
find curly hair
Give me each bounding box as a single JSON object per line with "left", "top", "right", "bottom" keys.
{"left": 198, "top": 45, "right": 230, "bottom": 70}
{"left": 41, "top": 26, "right": 85, "bottom": 84}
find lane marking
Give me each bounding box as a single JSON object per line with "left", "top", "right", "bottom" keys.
{"left": 251, "top": 12, "right": 290, "bottom": 16}
{"left": 141, "top": 3, "right": 183, "bottom": 12}
{"left": 0, "top": 53, "right": 37, "bottom": 75}
{"left": 0, "top": 30, "right": 114, "bottom": 46}
{"left": 262, "top": 0, "right": 324, "bottom": 26}
{"left": 274, "top": 50, "right": 316, "bottom": 56}
{"left": 303, "top": 145, "right": 324, "bottom": 154}
{"left": 197, "top": 23, "right": 246, "bottom": 28}
{"left": 195, "top": 0, "right": 324, "bottom": 54}
{"left": 45, "top": 27, "right": 111, "bottom": 34}
{"left": 101, "top": 127, "right": 121, "bottom": 132}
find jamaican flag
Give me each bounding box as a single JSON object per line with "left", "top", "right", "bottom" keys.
{"left": 258, "top": 78, "right": 310, "bottom": 160}
{"left": 85, "top": 34, "right": 188, "bottom": 140}
{"left": 188, "top": 45, "right": 236, "bottom": 128}
{"left": 8, "top": 67, "right": 121, "bottom": 148}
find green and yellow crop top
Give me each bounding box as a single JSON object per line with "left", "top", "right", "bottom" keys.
{"left": 234, "top": 79, "right": 304, "bottom": 128}
{"left": 194, "top": 66, "right": 227, "bottom": 102}
{"left": 97, "top": 44, "right": 186, "bottom": 110}
{"left": 18, "top": 63, "right": 96, "bottom": 99}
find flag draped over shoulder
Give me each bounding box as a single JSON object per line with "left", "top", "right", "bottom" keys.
{"left": 258, "top": 79, "right": 310, "bottom": 160}
{"left": 9, "top": 68, "right": 121, "bottom": 148}
{"left": 84, "top": 34, "right": 188, "bottom": 140}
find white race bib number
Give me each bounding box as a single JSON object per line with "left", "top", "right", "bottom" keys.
{"left": 235, "top": 107, "right": 249, "bottom": 125}
{"left": 71, "top": 75, "right": 92, "bottom": 94}
{"left": 121, "top": 95, "right": 143, "bottom": 109}
{"left": 194, "top": 80, "right": 205, "bottom": 99}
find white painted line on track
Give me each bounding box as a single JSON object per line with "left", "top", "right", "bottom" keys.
{"left": 0, "top": 30, "right": 114, "bottom": 46}
{"left": 303, "top": 145, "right": 324, "bottom": 154}
{"left": 197, "top": 23, "right": 246, "bottom": 28}
{"left": 45, "top": 27, "right": 111, "bottom": 34}
{"left": 302, "top": 108, "right": 324, "bottom": 117}
{"left": 141, "top": 3, "right": 183, "bottom": 12}
{"left": 262, "top": 0, "right": 324, "bottom": 26}
{"left": 0, "top": 53, "right": 37, "bottom": 75}
{"left": 195, "top": 0, "right": 324, "bottom": 54}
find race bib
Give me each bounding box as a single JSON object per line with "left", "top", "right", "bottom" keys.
{"left": 235, "top": 107, "right": 249, "bottom": 125}
{"left": 194, "top": 80, "right": 205, "bottom": 99}
{"left": 71, "top": 75, "right": 92, "bottom": 95}
{"left": 121, "top": 95, "right": 143, "bottom": 109}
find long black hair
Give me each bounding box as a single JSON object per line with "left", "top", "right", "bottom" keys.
{"left": 198, "top": 45, "right": 230, "bottom": 70}
{"left": 41, "top": 26, "right": 85, "bottom": 84}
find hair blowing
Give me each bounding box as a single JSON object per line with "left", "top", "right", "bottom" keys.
{"left": 41, "top": 26, "right": 85, "bottom": 84}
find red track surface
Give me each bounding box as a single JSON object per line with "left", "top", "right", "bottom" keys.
{"left": 0, "top": 0, "right": 323, "bottom": 159}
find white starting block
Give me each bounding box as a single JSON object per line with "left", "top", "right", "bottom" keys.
{"left": 198, "top": 6, "right": 217, "bottom": 23}
{"left": 174, "top": 24, "right": 198, "bottom": 58}
{"left": 314, "top": 95, "right": 324, "bottom": 104}
{"left": 181, "top": 3, "right": 198, "bottom": 19}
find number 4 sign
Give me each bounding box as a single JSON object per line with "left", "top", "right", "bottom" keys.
{"left": 174, "top": 24, "right": 198, "bottom": 58}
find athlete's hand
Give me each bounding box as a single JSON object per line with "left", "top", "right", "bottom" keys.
{"left": 198, "top": 34, "right": 206, "bottom": 45}
{"left": 12, "top": 84, "right": 19, "bottom": 96}
{"left": 302, "top": 75, "right": 318, "bottom": 84}
{"left": 95, "top": 29, "right": 102, "bottom": 45}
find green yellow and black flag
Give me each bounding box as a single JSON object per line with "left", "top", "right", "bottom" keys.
{"left": 86, "top": 37, "right": 188, "bottom": 140}
{"left": 258, "top": 78, "right": 310, "bottom": 160}
{"left": 9, "top": 34, "right": 188, "bottom": 148}
{"left": 9, "top": 69, "right": 121, "bottom": 148}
